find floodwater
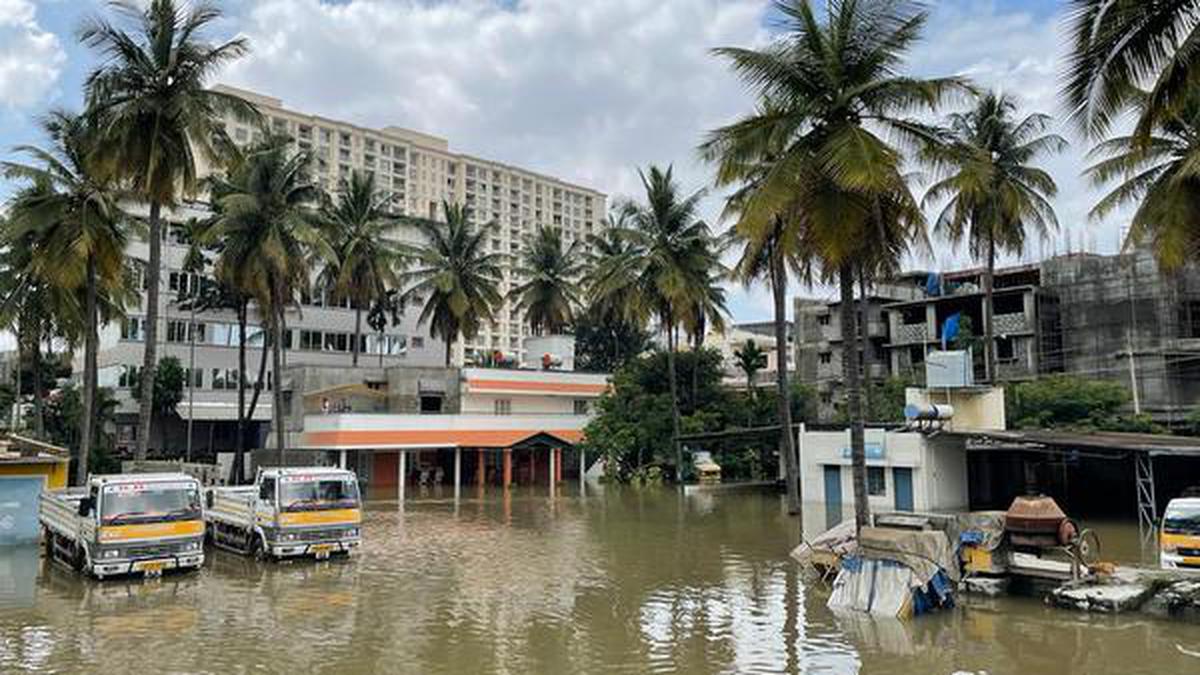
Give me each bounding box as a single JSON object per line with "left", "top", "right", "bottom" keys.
{"left": 1, "top": 486, "right": 1198, "bottom": 674}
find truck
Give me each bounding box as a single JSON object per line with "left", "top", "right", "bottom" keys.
{"left": 1161, "top": 496, "right": 1200, "bottom": 570}
{"left": 39, "top": 473, "right": 205, "bottom": 579}
{"left": 205, "top": 467, "right": 362, "bottom": 560}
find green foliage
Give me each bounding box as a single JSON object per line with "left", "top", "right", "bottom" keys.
{"left": 131, "top": 356, "right": 186, "bottom": 419}
{"left": 44, "top": 385, "right": 121, "bottom": 475}
{"left": 573, "top": 306, "right": 652, "bottom": 373}
{"left": 510, "top": 226, "right": 583, "bottom": 335}
{"left": 733, "top": 340, "right": 768, "bottom": 390}
{"left": 582, "top": 347, "right": 797, "bottom": 483}
{"left": 1006, "top": 375, "right": 1158, "bottom": 432}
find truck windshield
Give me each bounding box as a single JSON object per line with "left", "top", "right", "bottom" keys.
{"left": 1164, "top": 505, "right": 1200, "bottom": 535}
{"left": 101, "top": 482, "right": 202, "bottom": 525}
{"left": 279, "top": 477, "right": 361, "bottom": 512}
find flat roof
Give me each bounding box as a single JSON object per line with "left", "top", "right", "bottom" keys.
{"left": 950, "top": 428, "right": 1200, "bottom": 457}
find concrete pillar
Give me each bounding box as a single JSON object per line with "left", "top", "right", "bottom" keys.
{"left": 578, "top": 448, "right": 586, "bottom": 481}
{"left": 503, "top": 448, "right": 512, "bottom": 489}
{"left": 338, "top": 450, "right": 347, "bottom": 470}
{"left": 398, "top": 450, "right": 406, "bottom": 504}
{"left": 548, "top": 448, "right": 556, "bottom": 493}
{"left": 555, "top": 448, "right": 563, "bottom": 483}
{"left": 476, "top": 448, "right": 485, "bottom": 487}
{"left": 454, "top": 447, "right": 462, "bottom": 502}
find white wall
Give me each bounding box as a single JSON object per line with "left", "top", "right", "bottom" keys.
{"left": 798, "top": 428, "right": 968, "bottom": 514}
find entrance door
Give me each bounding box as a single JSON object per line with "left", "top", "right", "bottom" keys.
{"left": 823, "top": 465, "right": 842, "bottom": 530}
{"left": 894, "top": 467, "right": 914, "bottom": 511}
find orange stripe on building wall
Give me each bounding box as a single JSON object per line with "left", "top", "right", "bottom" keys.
{"left": 466, "top": 379, "right": 608, "bottom": 394}
{"left": 303, "top": 429, "right": 585, "bottom": 449}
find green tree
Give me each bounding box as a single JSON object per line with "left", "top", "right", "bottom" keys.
{"left": 131, "top": 356, "right": 185, "bottom": 453}
{"left": 80, "top": 0, "right": 257, "bottom": 462}
{"left": 45, "top": 385, "right": 122, "bottom": 476}
{"left": 400, "top": 203, "right": 505, "bottom": 366}
{"left": 2, "top": 110, "right": 132, "bottom": 484}
{"left": 601, "top": 166, "right": 715, "bottom": 479}
{"left": 208, "top": 139, "right": 326, "bottom": 465}
{"left": 733, "top": 339, "right": 768, "bottom": 397}
{"left": 1062, "top": 0, "right": 1199, "bottom": 142}
{"left": 1006, "top": 375, "right": 1155, "bottom": 432}
{"left": 510, "top": 226, "right": 583, "bottom": 336}
{"left": 923, "top": 91, "right": 1065, "bottom": 382}
{"left": 706, "top": 0, "right": 961, "bottom": 530}
{"left": 572, "top": 305, "right": 651, "bottom": 374}
{"left": 318, "top": 170, "right": 405, "bottom": 366}
{"left": 1087, "top": 92, "right": 1200, "bottom": 272}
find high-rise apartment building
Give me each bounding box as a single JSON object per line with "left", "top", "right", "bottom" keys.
{"left": 93, "top": 85, "right": 608, "bottom": 456}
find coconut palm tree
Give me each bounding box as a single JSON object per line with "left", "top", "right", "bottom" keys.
{"left": 510, "top": 226, "right": 584, "bottom": 336}
{"left": 1087, "top": 91, "right": 1200, "bottom": 271}
{"left": 400, "top": 203, "right": 505, "bottom": 367}
{"left": 706, "top": 0, "right": 960, "bottom": 530}
{"left": 922, "top": 92, "right": 1066, "bottom": 382}
{"left": 207, "top": 139, "right": 325, "bottom": 465}
{"left": 734, "top": 339, "right": 768, "bottom": 397}
{"left": 319, "top": 171, "right": 405, "bottom": 366}
{"left": 79, "top": 0, "right": 258, "bottom": 461}
{"left": 682, "top": 264, "right": 729, "bottom": 411}
{"left": 2, "top": 110, "right": 131, "bottom": 484}
{"left": 1063, "top": 0, "right": 1200, "bottom": 142}
{"left": 602, "top": 165, "right": 713, "bottom": 480}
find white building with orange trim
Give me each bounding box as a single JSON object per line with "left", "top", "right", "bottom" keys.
{"left": 279, "top": 364, "right": 610, "bottom": 500}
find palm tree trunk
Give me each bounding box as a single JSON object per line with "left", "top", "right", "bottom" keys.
{"left": 353, "top": 304, "right": 362, "bottom": 367}
{"left": 273, "top": 298, "right": 287, "bottom": 468}
{"left": 444, "top": 335, "right": 453, "bottom": 367}
{"left": 840, "top": 263, "right": 869, "bottom": 533}
{"left": 78, "top": 255, "right": 98, "bottom": 486}
{"left": 690, "top": 326, "right": 701, "bottom": 413}
{"left": 30, "top": 330, "right": 44, "bottom": 440}
{"left": 772, "top": 252, "right": 801, "bottom": 514}
{"left": 665, "top": 316, "right": 683, "bottom": 482}
{"left": 984, "top": 235, "right": 996, "bottom": 383}
{"left": 232, "top": 299, "right": 248, "bottom": 485}
{"left": 859, "top": 267, "right": 872, "bottom": 420}
{"left": 135, "top": 200, "right": 163, "bottom": 461}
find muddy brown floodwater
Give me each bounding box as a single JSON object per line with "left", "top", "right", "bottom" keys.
{"left": 1, "top": 486, "right": 1198, "bottom": 674}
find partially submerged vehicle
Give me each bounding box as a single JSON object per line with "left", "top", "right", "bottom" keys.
{"left": 39, "top": 473, "right": 205, "bottom": 579}
{"left": 1161, "top": 497, "right": 1200, "bottom": 571}
{"left": 205, "top": 467, "right": 362, "bottom": 560}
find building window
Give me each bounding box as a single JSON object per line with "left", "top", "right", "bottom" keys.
{"left": 996, "top": 336, "right": 1016, "bottom": 362}
{"left": 420, "top": 395, "right": 443, "bottom": 414}
{"left": 573, "top": 400, "right": 590, "bottom": 415}
{"left": 411, "top": 337, "right": 425, "bottom": 349}
{"left": 819, "top": 352, "right": 832, "bottom": 365}
{"left": 121, "top": 318, "right": 144, "bottom": 341}
{"left": 817, "top": 314, "right": 830, "bottom": 326}
{"left": 494, "top": 399, "right": 512, "bottom": 416}
{"left": 867, "top": 467, "right": 886, "bottom": 496}
{"left": 118, "top": 365, "right": 140, "bottom": 389}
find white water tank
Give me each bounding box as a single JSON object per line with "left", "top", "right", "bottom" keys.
{"left": 926, "top": 350, "right": 973, "bottom": 388}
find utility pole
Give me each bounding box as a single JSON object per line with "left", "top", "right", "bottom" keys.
{"left": 186, "top": 287, "right": 196, "bottom": 462}
{"left": 1127, "top": 330, "right": 1141, "bottom": 415}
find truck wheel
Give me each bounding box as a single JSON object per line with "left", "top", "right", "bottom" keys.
{"left": 42, "top": 528, "right": 53, "bottom": 560}
{"left": 72, "top": 543, "right": 87, "bottom": 573}
{"left": 249, "top": 533, "right": 265, "bottom": 560}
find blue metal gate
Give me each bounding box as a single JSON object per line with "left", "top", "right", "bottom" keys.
{"left": 893, "top": 467, "right": 914, "bottom": 512}
{"left": 824, "top": 465, "right": 842, "bottom": 529}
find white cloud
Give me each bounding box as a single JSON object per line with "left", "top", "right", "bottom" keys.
{"left": 221, "top": 0, "right": 768, "bottom": 201}
{"left": 215, "top": 0, "right": 1107, "bottom": 321}
{"left": 0, "top": 0, "right": 66, "bottom": 109}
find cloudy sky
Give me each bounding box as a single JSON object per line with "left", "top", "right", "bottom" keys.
{"left": 0, "top": 0, "right": 1123, "bottom": 321}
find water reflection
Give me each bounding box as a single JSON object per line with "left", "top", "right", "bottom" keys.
{"left": 0, "top": 488, "right": 1194, "bottom": 674}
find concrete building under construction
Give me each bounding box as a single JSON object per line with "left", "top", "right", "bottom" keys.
{"left": 794, "top": 247, "right": 1200, "bottom": 426}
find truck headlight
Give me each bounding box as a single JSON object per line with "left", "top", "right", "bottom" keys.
{"left": 346, "top": 528, "right": 359, "bottom": 538}
{"left": 1162, "top": 543, "right": 1178, "bottom": 554}
{"left": 182, "top": 540, "right": 200, "bottom": 551}
{"left": 102, "top": 549, "right": 121, "bottom": 560}
{"left": 282, "top": 532, "right": 297, "bottom": 542}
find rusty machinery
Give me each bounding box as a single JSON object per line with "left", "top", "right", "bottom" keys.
{"left": 1005, "top": 495, "right": 1101, "bottom": 579}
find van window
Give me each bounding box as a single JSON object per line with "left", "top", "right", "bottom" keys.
{"left": 259, "top": 477, "right": 276, "bottom": 503}
{"left": 1164, "top": 503, "right": 1200, "bottom": 535}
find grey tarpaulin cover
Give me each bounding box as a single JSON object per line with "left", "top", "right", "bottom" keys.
{"left": 856, "top": 527, "right": 959, "bottom": 584}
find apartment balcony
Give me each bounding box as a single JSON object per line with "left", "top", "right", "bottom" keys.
{"left": 894, "top": 323, "right": 930, "bottom": 344}
{"left": 993, "top": 312, "right": 1031, "bottom": 334}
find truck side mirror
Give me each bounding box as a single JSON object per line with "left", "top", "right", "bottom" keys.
{"left": 77, "top": 497, "right": 93, "bottom": 518}
{"left": 205, "top": 491, "right": 214, "bottom": 509}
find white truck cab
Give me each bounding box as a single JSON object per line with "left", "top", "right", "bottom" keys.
{"left": 206, "top": 467, "right": 362, "bottom": 560}
{"left": 1161, "top": 497, "right": 1200, "bottom": 570}
{"left": 39, "top": 473, "right": 205, "bottom": 579}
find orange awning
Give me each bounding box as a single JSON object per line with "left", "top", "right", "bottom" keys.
{"left": 301, "top": 428, "right": 585, "bottom": 449}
